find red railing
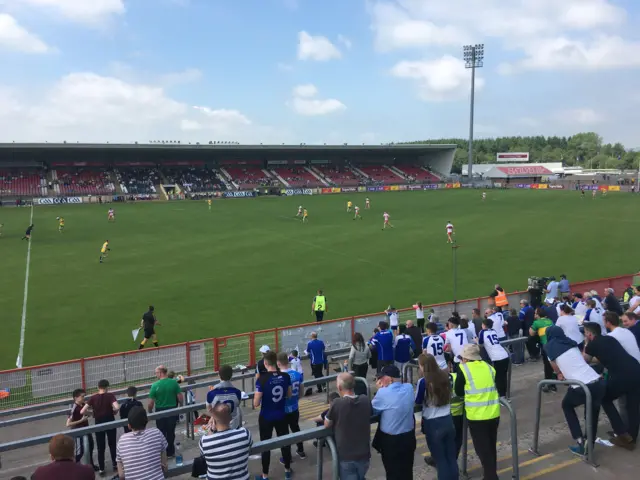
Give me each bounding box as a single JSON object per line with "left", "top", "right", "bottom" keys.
{"left": 0, "top": 273, "right": 634, "bottom": 410}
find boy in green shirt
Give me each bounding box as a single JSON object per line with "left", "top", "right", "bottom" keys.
{"left": 529, "top": 310, "right": 556, "bottom": 392}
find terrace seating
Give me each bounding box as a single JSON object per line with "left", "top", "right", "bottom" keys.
{"left": 54, "top": 169, "right": 115, "bottom": 196}
{"left": 0, "top": 169, "right": 46, "bottom": 196}
{"left": 161, "top": 167, "right": 225, "bottom": 192}
{"left": 272, "top": 167, "right": 321, "bottom": 187}
{"left": 314, "top": 165, "right": 362, "bottom": 186}
{"left": 394, "top": 165, "right": 440, "bottom": 183}
{"left": 224, "top": 166, "right": 279, "bottom": 189}
{"left": 115, "top": 168, "right": 159, "bottom": 194}
{"left": 357, "top": 165, "right": 402, "bottom": 185}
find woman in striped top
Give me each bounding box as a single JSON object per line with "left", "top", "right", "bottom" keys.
{"left": 200, "top": 403, "right": 253, "bottom": 480}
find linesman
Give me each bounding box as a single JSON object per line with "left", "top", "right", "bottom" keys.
{"left": 139, "top": 306, "right": 161, "bottom": 349}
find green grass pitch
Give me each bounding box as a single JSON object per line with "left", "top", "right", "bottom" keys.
{"left": 0, "top": 189, "right": 634, "bottom": 369}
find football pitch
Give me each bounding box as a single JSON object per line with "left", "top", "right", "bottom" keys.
{"left": 0, "top": 189, "right": 634, "bottom": 370}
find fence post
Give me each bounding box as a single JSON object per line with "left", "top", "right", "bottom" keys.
{"left": 274, "top": 327, "right": 280, "bottom": 353}
{"left": 316, "top": 432, "right": 324, "bottom": 479}
{"left": 185, "top": 342, "right": 192, "bottom": 377}
{"left": 213, "top": 338, "right": 220, "bottom": 373}
{"left": 80, "top": 358, "right": 86, "bottom": 391}
{"left": 351, "top": 317, "right": 355, "bottom": 338}
{"left": 249, "top": 333, "right": 256, "bottom": 367}
{"left": 326, "top": 435, "right": 340, "bottom": 480}
{"left": 499, "top": 397, "right": 519, "bottom": 479}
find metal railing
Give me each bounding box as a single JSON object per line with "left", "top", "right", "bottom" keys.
{"left": 529, "top": 379, "right": 598, "bottom": 467}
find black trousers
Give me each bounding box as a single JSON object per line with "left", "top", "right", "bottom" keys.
{"left": 468, "top": 417, "right": 500, "bottom": 480}
{"left": 602, "top": 378, "right": 640, "bottom": 442}
{"left": 74, "top": 433, "right": 95, "bottom": 465}
{"left": 526, "top": 334, "right": 541, "bottom": 358}
{"left": 94, "top": 417, "right": 117, "bottom": 471}
{"left": 493, "top": 358, "right": 510, "bottom": 397}
{"left": 542, "top": 353, "right": 554, "bottom": 380}
{"left": 353, "top": 362, "right": 368, "bottom": 379}
{"left": 378, "top": 430, "right": 416, "bottom": 480}
{"left": 259, "top": 415, "right": 292, "bottom": 474}
{"left": 311, "top": 364, "right": 325, "bottom": 392}
{"left": 417, "top": 318, "right": 425, "bottom": 332}
{"left": 315, "top": 310, "right": 324, "bottom": 322}
{"left": 285, "top": 410, "right": 304, "bottom": 453}
{"left": 453, "top": 414, "right": 464, "bottom": 458}
{"left": 155, "top": 407, "right": 178, "bottom": 456}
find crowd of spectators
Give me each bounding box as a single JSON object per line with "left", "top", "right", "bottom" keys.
{"left": 315, "top": 165, "right": 363, "bottom": 186}
{"left": 115, "top": 168, "right": 159, "bottom": 194}
{"left": 225, "top": 167, "right": 279, "bottom": 188}
{"left": 0, "top": 168, "right": 47, "bottom": 196}
{"left": 55, "top": 169, "right": 115, "bottom": 195}
{"left": 162, "top": 167, "right": 225, "bottom": 192}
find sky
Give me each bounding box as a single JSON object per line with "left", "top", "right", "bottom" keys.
{"left": 0, "top": 0, "right": 639, "bottom": 146}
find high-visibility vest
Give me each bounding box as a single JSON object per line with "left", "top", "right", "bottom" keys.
{"left": 314, "top": 295, "right": 326, "bottom": 311}
{"left": 449, "top": 373, "right": 465, "bottom": 417}
{"left": 495, "top": 290, "right": 508, "bottom": 307}
{"left": 461, "top": 361, "right": 500, "bottom": 421}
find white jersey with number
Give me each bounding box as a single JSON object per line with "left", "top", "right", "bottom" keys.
{"left": 445, "top": 327, "right": 469, "bottom": 363}
{"left": 479, "top": 329, "right": 509, "bottom": 362}
{"left": 423, "top": 335, "right": 447, "bottom": 369}
{"left": 355, "top": 207, "right": 360, "bottom": 214}
{"left": 446, "top": 223, "right": 453, "bottom": 233}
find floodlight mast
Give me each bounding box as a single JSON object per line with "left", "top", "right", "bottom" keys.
{"left": 463, "top": 44, "right": 484, "bottom": 182}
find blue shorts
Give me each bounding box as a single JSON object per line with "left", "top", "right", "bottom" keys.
{"left": 390, "top": 325, "right": 398, "bottom": 331}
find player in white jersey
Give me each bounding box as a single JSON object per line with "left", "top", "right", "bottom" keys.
{"left": 422, "top": 323, "right": 447, "bottom": 370}
{"left": 382, "top": 212, "right": 393, "bottom": 230}
{"left": 108, "top": 208, "right": 115, "bottom": 222}
{"left": 446, "top": 221, "right": 454, "bottom": 243}
{"left": 444, "top": 317, "right": 469, "bottom": 367}
{"left": 353, "top": 205, "right": 362, "bottom": 220}
{"left": 365, "top": 197, "right": 371, "bottom": 209}
{"left": 592, "top": 189, "right": 597, "bottom": 199}
{"left": 482, "top": 192, "right": 486, "bottom": 201}
{"left": 296, "top": 205, "right": 303, "bottom": 217}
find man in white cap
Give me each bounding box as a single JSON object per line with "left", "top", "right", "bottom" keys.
{"left": 454, "top": 344, "right": 500, "bottom": 480}
{"left": 256, "top": 345, "right": 270, "bottom": 379}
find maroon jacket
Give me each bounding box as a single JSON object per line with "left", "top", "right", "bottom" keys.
{"left": 31, "top": 459, "right": 95, "bottom": 480}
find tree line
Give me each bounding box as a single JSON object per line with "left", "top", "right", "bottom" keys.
{"left": 401, "top": 132, "right": 640, "bottom": 174}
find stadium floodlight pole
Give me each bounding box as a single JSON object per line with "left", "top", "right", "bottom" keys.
{"left": 463, "top": 44, "right": 484, "bottom": 183}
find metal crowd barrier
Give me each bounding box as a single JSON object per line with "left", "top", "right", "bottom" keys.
{"left": 529, "top": 379, "right": 598, "bottom": 467}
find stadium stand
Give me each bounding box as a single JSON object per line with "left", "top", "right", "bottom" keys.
{"left": 115, "top": 168, "right": 160, "bottom": 194}
{"left": 393, "top": 164, "right": 440, "bottom": 183}
{"left": 53, "top": 168, "right": 116, "bottom": 196}
{"left": 223, "top": 166, "right": 280, "bottom": 189}
{"left": 161, "top": 166, "right": 226, "bottom": 193}
{"left": 313, "top": 165, "right": 363, "bottom": 186}
{"left": 272, "top": 167, "right": 322, "bottom": 187}
{"left": 0, "top": 169, "right": 47, "bottom": 196}
{"left": 357, "top": 165, "right": 403, "bottom": 185}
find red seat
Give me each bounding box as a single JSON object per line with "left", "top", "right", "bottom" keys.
{"left": 272, "top": 168, "right": 321, "bottom": 187}
{"left": 357, "top": 166, "right": 402, "bottom": 185}
{"left": 0, "top": 169, "right": 43, "bottom": 196}
{"left": 314, "top": 166, "right": 362, "bottom": 186}
{"left": 394, "top": 165, "right": 440, "bottom": 183}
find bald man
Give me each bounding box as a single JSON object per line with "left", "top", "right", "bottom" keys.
{"left": 405, "top": 320, "right": 423, "bottom": 355}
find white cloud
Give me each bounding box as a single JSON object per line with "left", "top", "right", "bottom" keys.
{"left": 192, "top": 106, "right": 251, "bottom": 125}
{"left": 0, "top": 13, "right": 50, "bottom": 53}
{"left": 289, "top": 84, "right": 346, "bottom": 116}
{"left": 337, "top": 34, "right": 352, "bottom": 49}
{"left": 390, "top": 55, "right": 484, "bottom": 101}
{"left": 297, "top": 31, "right": 342, "bottom": 61}
{"left": 368, "top": 0, "right": 635, "bottom": 72}
{"left": 15, "top": 0, "right": 125, "bottom": 24}
{"left": 556, "top": 108, "right": 604, "bottom": 125}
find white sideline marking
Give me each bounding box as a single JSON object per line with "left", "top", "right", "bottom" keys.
{"left": 16, "top": 203, "right": 33, "bottom": 369}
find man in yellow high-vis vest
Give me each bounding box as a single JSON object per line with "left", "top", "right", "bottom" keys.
{"left": 454, "top": 344, "right": 500, "bottom": 480}
{"left": 312, "top": 290, "right": 327, "bottom": 322}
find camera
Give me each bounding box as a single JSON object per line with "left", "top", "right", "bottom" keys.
{"left": 528, "top": 276, "right": 550, "bottom": 291}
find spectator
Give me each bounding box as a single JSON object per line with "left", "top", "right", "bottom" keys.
{"left": 385, "top": 305, "right": 399, "bottom": 335}
{"left": 543, "top": 326, "right": 605, "bottom": 456}
{"left": 199, "top": 404, "right": 252, "bottom": 480}
{"left": 368, "top": 327, "right": 380, "bottom": 372}
{"left": 585, "top": 291, "right": 604, "bottom": 311}
{"left": 486, "top": 307, "right": 507, "bottom": 341}
{"left": 573, "top": 293, "right": 588, "bottom": 317}
{"left": 278, "top": 353, "right": 306, "bottom": 459}
{"left": 256, "top": 345, "right": 270, "bottom": 378}
{"left": 289, "top": 350, "right": 303, "bottom": 374}
{"left": 372, "top": 321, "right": 395, "bottom": 373}
{"left": 460, "top": 315, "right": 477, "bottom": 343}
{"left": 371, "top": 365, "right": 416, "bottom": 480}
{"left": 603, "top": 288, "right": 623, "bottom": 315}
{"left": 147, "top": 365, "right": 183, "bottom": 458}
{"left": 479, "top": 317, "right": 510, "bottom": 397}
{"left": 394, "top": 328, "right": 416, "bottom": 373}
{"left": 116, "top": 406, "right": 167, "bottom": 480}
{"left": 604, "top": 312, "right": 640, "bottom": 362}
{"left": 80, "top": 379, "right": 119, "bottom": 475}
{"left": 404, "top": 320, "right": 423, "bottom": 355}
{"left": 31, "top": 434, "right": 95, "bottom": 480}
{"left": 622, "top": 284, "right": 635, "bottom": 304}
{"left": 506, "top": 308, "right": 524, "bottom": 365}
{"left": 66, "top": 389, "right": 97, "bottom": 469}
{"left": 306, "top": 331, "right": 327, "bottom": 393}
{"left": 455, "top": 344, "right": 500, "bottom": 480}
{"left": 423, "top": 322, "right": 447, "bottom": 370}
{"left": 119, "top": 386, "right": 142, "bottom": 434}
{"left": 445, "top": 316, "right": 469, "bottom": 371}
{"left": 545, "top": 276, "right": 559, "bottom": 303}
{"left": 542, "top": 298, "right": 559, "bottom": 323}
{"left": 413, "top": 302, "right": 426, "bottom": 332}
{"left": 559, "top": 274, "right": 570, "bottom": 298}
{"left": 416, "top": 354, "right": 459, "bottom": 480}
{"left": 348, "top": 332, "right": 371, "bottom": 378}
{"left": 520, "top": 299, "right": 540, "bottom": 360}
{"left": 556, "top": 305, "right": 585, "bottom": 349}
{"left": 254, "top": 350, "right": 293, "bottom": 480}
{"left": 583, "top": 322, "right": 640, "bottom": 448}
{"left": 530, "top": 309, "right": 556, "bottom": 393}
{"left": 626, "top": 286, "right": 640, "bottom": 314}
{"left": 584, "top": 299, "right": 605, "bottom": 334}
{"left": 471, "top": 308, "right": 484, "bottom": 337}
{"left": 206, "top": 364, "right": 242, "bottom": 429}
{"left": 324, "top": 373, "right": 371, "bottom": 480}
{"left": 622, "top": 312, "right": 640, "bottom": 348}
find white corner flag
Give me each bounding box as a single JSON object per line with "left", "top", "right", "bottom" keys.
{"left": 132, "top": 328, "right": 141, "bottom": 342}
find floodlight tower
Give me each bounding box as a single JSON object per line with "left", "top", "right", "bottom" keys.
{"left": 463, "top": 44, "right": 484, "bottom": 182}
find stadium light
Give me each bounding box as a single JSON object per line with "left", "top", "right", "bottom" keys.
{"left": 463, "top": 44, "right": 484, "bottom": 182}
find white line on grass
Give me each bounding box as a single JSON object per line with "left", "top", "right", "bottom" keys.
{"left": 16, "top": 203, "right": 33, "bottom": 369}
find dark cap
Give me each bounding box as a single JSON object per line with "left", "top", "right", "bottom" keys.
{"left": 376, "top": 365, "right": 401, "bottom": 379}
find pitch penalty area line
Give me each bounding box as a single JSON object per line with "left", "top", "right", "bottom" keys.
{"left": 16, "top": 203, "right": 33, "bottom": 369}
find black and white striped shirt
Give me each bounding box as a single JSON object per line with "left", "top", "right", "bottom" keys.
{"left": 115, "top": 427, "right": 167, "bottom": 480}
{"left": 199, "top": 427, "right": 253, "bottom": 480}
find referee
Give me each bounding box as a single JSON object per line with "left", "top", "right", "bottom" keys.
{"left": 138, "top": 306, "right": 161, "bottom": 349}
{"left": 311, "top": 290, "right": 327, "bottom": 322}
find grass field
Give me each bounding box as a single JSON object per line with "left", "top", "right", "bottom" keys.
{"left": 0, "top": 189, "right": 634, "bottom": 369}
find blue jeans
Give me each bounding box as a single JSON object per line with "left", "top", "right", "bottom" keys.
{"left": 422, "top": 415, "right": 459, "bottom": 480}
{"left": 339, "top": 459, "right": 370, "bottom": 480}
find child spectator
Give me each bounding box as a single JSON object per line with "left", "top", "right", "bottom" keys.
{"left": 289, "top": 349, "right": 304, "bottom": 374}
{"left": 119, "top": 386, "right": 143, "bottom": 434}
{"left": 66, "top": 388, "right": 97, "bottom": 469}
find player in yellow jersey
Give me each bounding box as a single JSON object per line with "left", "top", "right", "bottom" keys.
{"left": 99, "top": 240, "right": 110, "bottom": 263}
{"left": 346, "top": 201, "right": 352, "bottom": 212}
{"left": 302, "top": 208, "right": 309, "bottom": 223}
{"left": 58, "top": 216, "right": 65, "bottom": 232}
{"left": 207, "top": 198, "right": 212, "bottom": 210}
